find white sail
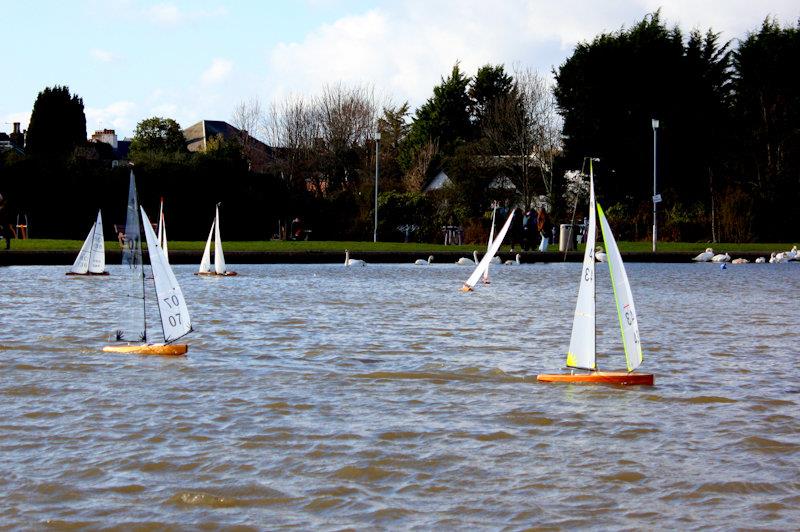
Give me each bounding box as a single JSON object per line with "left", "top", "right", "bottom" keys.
{"left": 213, "top": 205, "right": 226, "bottom": 274}
{"left": 566, "top": 165, "right": 597, "bottom": 370}
{"left": 463, "top": 209, "right": 515, "bottom": 289}
{"left": 69, "top": 222, "right": 95, "bottom": 274}
{"left": 483, "top": 207, "right": 497, "bottom": 283}
{"left": 199, "top": 220, "right": 214, "bottom": 273}
{"left": 141, "top": 207, "right": 192, "bottom": 343}
{"left": 118, "top": 171, "right": 145, "bottom": 342}
{"left": 88, "top": 210, "right": 105, "bottom": 273}
{"left": 157, "top": 199, "right": 169, "bottom": 264}
{"left": 597, "top": 202, "right": 643, "bottom": 371}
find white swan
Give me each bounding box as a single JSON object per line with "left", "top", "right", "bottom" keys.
{"left": 595, "top": 246, "right": 607, "bottom": 263}
{"left": 786, "top": 246, "right": 798, "bottom": 260}
{"left": 489, "top": 256, "right": 502, "bottom": 264}
{"left": 456, "top": 250, "right": 479, "bottom": 265}
{"left": 504, "top": 253, "right": 521, "bottom": 265}
{"left": 770, "top": 251, "right": 788, "bottom": 264}
{"left": 755, "top": 256, "right": 766, "bottom": 263}
{"left": 731, "top": 258, "right": 749, "bottom": 264}
{"left": 693, "top": 248, "right": 714, "bottom": 262}
{"left": 711, "top": 252, "right": 730, "bottom": 263}
{"left": 414, "top": 255, "right": 433, "bottom": 265}
{"left": 344, "top": 249, "right": 366, "bottom": 267}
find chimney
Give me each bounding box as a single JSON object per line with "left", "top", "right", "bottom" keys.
{"left": 13, "top": 122, "right": 20, "bottom": 134}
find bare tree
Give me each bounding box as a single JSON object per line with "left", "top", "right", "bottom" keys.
{"left": 482, "top": 67, "right": 562, "bottom": 209}
{"left": 403, "top": 138, "right": 438, "bottom": 192}
{"left": 263, "top": 93, "right": 319, "bottom": 192}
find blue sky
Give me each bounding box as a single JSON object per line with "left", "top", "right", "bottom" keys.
{"left": 3, "top": 0, "right": 797, "bottom": 139}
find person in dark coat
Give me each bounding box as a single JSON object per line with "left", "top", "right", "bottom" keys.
{"left": 522, "top": 208, "right": 538, "bottom": 251}
{"left": 537, "top": 207, "right": 552, "bottom": 251}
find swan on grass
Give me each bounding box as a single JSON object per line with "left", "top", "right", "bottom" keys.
{"left": 504, "top": 254, "right": 521, "bottom": 265}
{"left": 456, "top": 250, "right": 479, "bottom": 265}
{"left": 414, "top": 255, "right": 434, "bottom": 265}
{"left": 595, "top": 247, "right": 607, "bottom": 263}
{"left": 711, "top": 252, "right": 730, "bottom": 263}
{"left": 344, "top": 249, "right": 366, "bottom": 267}
{"left": 693, "top": 248, "right": 714, "bottom": 262}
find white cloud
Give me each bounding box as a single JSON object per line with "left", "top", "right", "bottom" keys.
{"left": 144, "top": 2, "right": 228, "bottom": 25}
{"left": 201, "top": 59, "right": 234, "bottom": 85}
{"left": 263, "top": 0, "right": 798, "bottom": 110}
{"left": 90, "top": 48, "right": 118, "bottom": 63}
{"left": 84, "top": 101, "right": 137, "bottom": 135}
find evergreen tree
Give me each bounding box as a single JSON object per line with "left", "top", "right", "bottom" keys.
{"left": 129, "top": 117, "right": 187, "bottom": 159}
{"left": 26, "top": 85, "right": 87, "bottom": 159}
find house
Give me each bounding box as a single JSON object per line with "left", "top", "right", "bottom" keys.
{"left": 0, "top": 123, "right": 25, "bottom": 155}
{"left": 183, "top": 120, "right": 274, "bottom": 172}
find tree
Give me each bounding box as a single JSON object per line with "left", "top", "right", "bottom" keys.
{"left": 405, "top": 63, "right": 473, "bottom": 161}
{"left": 377, "top": 102, "right": 411, "bottom": 192}
{"left": 469, "top": 64, "right": 514, "bottom": 128}
{"left": 732, "top": 18, "right": 800, "bottom": 240}
{"left": 231, "top": 97, "right": 263, "bottom": 166}
{"left": 26, "top": 85, "right": 87, "bottom": 159}
{"left": 129, "top": 117, "right": 187, "bottom": 159}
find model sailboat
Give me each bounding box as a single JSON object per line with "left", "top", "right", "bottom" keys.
{"left": 482, "top": 206, "right": 498, "bottom": 284}
{"left": 66, "top": 209, "right": 108, "bottom": 275}
{"left": 460, "top": 209, "right": 515, "bottom": 292}
{"left": 537, "top": 160, "right": 653, "bottom": 385}
{"left": 103, "top": 172, "right": 192, "bottom": 356}
{"left": 197, "top": 204, "right": 237, "bottom": 276}
{"left": 157, "top": 197, "right": 169, "bottom": 264}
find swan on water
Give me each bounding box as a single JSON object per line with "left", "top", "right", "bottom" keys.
{"left": 595, "top": 247, "right": 607, "bottom": 263}
{"left": 456, "top": 250, "right": 479, "bottom": 265}
{"left": 504, "top": 254, "right": 521, "bottom": 265}
{"left": 785, "top": 245, "right": 798, "bottom": 260}
{"left": 770, "top": 251, "right": 788, "bottom": 264}
{"left": 489, "top": 256, "right": 502, "bottom": 264}
{"left": 755, "top": 256, "right": 766, "bottom": 263}
{"left": 731, "top": 258, "right": 749, "bottom": 264}
{"left": 693, "top": 248, "right": 714, "bottom": 262}
{"left": 414, "top": 255, "right": 434, "bottom": 265}
{"left": 711, "top": 252, "right": 730, "bottom": 263}
{"left": 344, "top": 249, "right": 366, "bottom": 267}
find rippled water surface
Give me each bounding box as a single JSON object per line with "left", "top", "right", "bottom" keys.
{"left": 1, "top": 262, "right": 799, "bottom": 529}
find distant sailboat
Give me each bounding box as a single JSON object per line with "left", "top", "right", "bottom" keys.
{"left": 197, "top": 204, "right": 238, "bottom": 276}
{"left": 103, "top": 171, "right": 192, "bottom": 356}
{"left": 538, "top": 160, "right": 653, "bottom": 385}
{"left": 460, "top": 209, "right": 515, "bottom": 292}
{"left": 66, "top": 209, "right": 108, "bottom": 276}
{"left": 157, "top": 197, "right": 169, "bottom": 264}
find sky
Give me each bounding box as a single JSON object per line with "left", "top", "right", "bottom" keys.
{"left": 2, "top": 0, "right": 797, "bottom": 139}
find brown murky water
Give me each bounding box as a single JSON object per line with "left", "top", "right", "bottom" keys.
{"left": 1, "top": 262, "right": 799, "bottom": 528}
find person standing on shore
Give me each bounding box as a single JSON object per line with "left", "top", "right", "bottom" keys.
{"left": 0, "top": 194, "right": 12, "bottom": 250}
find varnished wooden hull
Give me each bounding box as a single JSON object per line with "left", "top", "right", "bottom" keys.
{"left": 537, "top": 371, "right": 654, "bottom": 386}
{"left": 102, "top": 344, "right": 188, "bottom": 356}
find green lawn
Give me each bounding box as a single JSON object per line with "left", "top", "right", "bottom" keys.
{"left": 5, "top": 238, "right": 797, "bottom": 253}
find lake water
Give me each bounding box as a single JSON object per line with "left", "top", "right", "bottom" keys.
{"left": 1, "top": 261, "right": 799, "bottom": 529}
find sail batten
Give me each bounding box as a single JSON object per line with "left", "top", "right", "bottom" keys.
{"left": 597, "top": 203, "right": 643, "bottom": 371}
{"left": 566, "top": 163, "right": 597, "bottom": 370}
{"left": 463, "top": 209, "right": 515, "bottom": 290}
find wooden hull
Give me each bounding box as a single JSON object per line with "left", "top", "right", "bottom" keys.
{"left": 102, "top": 344, "right": 188, "bottom": 356}
{"left": 195, "top": 271, "right": 238, "bottom": 276}
{"left": 66, "top": 271, "right": 110, "bottom": 276}
{"left": 537, "top": 371, "right": 654, "bottom": 386}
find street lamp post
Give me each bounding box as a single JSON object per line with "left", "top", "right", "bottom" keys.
{"left": 651, "top": 119, "right": 659, "bottom": 252}
{"left": 373, "top": 132, "right": 380, "bottom": 243}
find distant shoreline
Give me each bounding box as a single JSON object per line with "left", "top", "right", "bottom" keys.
{"left": 1, "top": 249, "right": 777, "bottom": 266}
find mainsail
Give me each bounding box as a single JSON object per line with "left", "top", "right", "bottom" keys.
{"left": 213, "top": 205, "right": 226, "bottom": 274}
{"left": 89, "top": 210, "right": 105, "bottom": 273}
{"left": 141, "top": 207, "right": 192, "bottom": 343}
{"left": 463, "top": 209, "right": 515, "bottom": 290}
{"left": 597, "top": 202, "right": 643, "bottom": 371}
{"left": 117, "top": 172, "right": 145, "bottom": 342}
{"left": 70, "top": 223, "right": 95, "bottom": 274}
{"left": 566, "top": 164, "right": 597, "bottom": 370}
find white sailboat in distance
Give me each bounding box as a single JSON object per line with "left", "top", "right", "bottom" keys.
{"left": 66, "top": 209, "right": 108, "bottom": 276}
{"left": 103, "top": 171, "right": 192, "bottom": 356}
{"left": 537, "top": 159, "right": 653, "bottom": 385}
{"left": 460, "top": 209, "right": 515, "bottom": 292}
{"left": 197, "top": 203, "right": 238, "bottom": 276}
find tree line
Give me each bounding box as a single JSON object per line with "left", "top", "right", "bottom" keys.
{"left": 0, "top": 12, "right": 797, "bottom": 243}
